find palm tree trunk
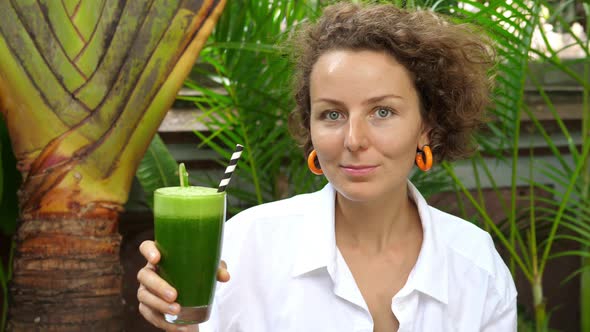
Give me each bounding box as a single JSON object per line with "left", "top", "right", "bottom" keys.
{"left": 8, "top": 215, "right": 123, "bottom": 331}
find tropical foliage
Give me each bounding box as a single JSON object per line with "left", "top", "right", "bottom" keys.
{"left": 441, "top": 1, "right": 589, "bottom": 331}
{"left": 178, "top": 0, "right": 327, "bottom": 210}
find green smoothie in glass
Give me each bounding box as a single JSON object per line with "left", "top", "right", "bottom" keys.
{"left": 154, "top": 185, "right": 226, "bottom": 324}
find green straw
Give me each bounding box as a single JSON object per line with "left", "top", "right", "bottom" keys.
{"left": 178, "top": 163, "right": 189, "bottom": 187}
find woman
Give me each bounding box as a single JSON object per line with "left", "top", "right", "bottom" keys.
{"left": 137, "top": 2, "right": 517, "bottom": 331}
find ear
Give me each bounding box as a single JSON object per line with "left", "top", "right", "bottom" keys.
{"left": 418, "top": 124, "right": 432, "bottom": 148}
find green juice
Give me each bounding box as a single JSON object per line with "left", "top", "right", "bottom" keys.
{"left": 154, "top": 186, "right": 226, "bottom": 308}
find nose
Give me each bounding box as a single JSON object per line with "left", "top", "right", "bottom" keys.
{"left": 344, "top": 114, "right": 369, "bottom": 152}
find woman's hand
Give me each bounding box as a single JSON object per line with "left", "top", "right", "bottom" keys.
{"left": 137, "top": 240, "right": 230, "bottom": 331}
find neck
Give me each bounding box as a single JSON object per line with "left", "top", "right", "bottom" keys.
{"left": 334, "top": 185, "right": 422, "bottom": 254}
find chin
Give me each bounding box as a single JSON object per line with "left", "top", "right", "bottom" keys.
{"left": 331, "top": 182, "right": 381, "bottom": 203}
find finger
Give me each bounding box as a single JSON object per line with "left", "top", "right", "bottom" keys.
{"left": 217, "top": 260, "right": 230, "bottom": 282}
{"left": 139, "top": 240, "right": 161, "bottom": 264}
{"left": 145, "top": 262, "right": 157, "bottom": 272}
{"left": 137, "top": 285, "right": 180, "bottom": 316}
{"left": 137, "top": 266, "right": 177, "bottom": 302}
{"left": 217, "top": 267, "right": 230, "bottom": 283}
{"left": 138, "top": 302, "right": 189, "bottom": 332}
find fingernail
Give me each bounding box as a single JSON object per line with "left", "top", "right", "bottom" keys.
{"left": 168, "top": 303, "right": 179, "bottom": 314}
{"left": 165, "top": 290, "right": 175, "bottom": 301}
{"left": 177, "top": 327, "right": 187, "bottom": 332}
{"left": 149, "top": 251, "right": 156, "bottom": 260}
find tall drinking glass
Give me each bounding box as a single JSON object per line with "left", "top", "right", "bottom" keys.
{"left": 154, "top": 186, "right": 226, "bottom": 325}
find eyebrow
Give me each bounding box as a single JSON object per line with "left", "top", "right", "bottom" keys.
{"left": 365, "top": 94, "right": 404, "bottom": 104}
{"left": 312, "top": 94, "right": 403, "bottom": 106}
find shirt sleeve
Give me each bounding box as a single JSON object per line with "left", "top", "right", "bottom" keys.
{"left": 481, "top": 294, "right": 517, "bottom": 332}
{"left": 480, "top": 237, "right": 518, "bottom": 332}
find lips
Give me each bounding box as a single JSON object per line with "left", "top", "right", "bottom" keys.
{"left": 340, "top": 165, "right": 377, "bottom": 176}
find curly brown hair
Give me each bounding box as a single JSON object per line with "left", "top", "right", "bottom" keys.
{"left": 288, "top": 2, "right": 495, "bottom": 163}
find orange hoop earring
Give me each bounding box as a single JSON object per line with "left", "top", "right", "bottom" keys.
{"left": 307, "top": 150, "right": 323, "bottom": 175}
{"left": 415, "top": 145, "right": 433, "bottom": 171}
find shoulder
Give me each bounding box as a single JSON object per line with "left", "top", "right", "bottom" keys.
{"left": 429, "top": 206, "right": 493, "bottom": 261}
{"left": 215, "top": 189, "right": 327, "bottom": 301}
{"left": 428, "top": 206, "right": 517, "bottom": 301}
{"left": 221, "top": 187, "right": 327, "bottom": 245}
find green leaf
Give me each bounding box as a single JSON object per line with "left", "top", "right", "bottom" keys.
{"left": 136, "top": 134, "right": 179, "bottom": 209}
{"left": 560, "top": 265, "right": 590, "bottom": 287}
{"left": 184, "top": 0, "right": 327, "bottom": 208}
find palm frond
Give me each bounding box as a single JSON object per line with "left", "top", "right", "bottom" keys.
{"left": 136, "top": 134, "right": 179, "bottom": 209}
{"left": 182, "top": 0, "right": 324, "bottom": 208}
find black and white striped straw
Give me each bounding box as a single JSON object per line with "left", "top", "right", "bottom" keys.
{"left": 217, "top": 144, "right": 244, "bottom": 193}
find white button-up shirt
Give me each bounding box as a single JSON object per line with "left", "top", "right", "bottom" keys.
{"left": 199, "top": 182, "right": 517, "bottom": 331}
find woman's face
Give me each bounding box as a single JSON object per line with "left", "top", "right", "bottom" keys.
{"left": 309, "top": 49, "right": 429, "bottom": 202}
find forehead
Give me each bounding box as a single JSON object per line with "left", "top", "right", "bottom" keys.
{"left": 309, "top": 49, "right": 417, "bottom": 101}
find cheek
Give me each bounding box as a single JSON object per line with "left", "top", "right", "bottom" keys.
{"left": 310, "top": 126, "right": 342, "bottom": 160}
{"left": 373, "top": 130, "right": 419, "bottom": 160}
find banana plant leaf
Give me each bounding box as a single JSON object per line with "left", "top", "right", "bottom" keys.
{"left": 0, "top": 0, "right": 227, "bottom": 329}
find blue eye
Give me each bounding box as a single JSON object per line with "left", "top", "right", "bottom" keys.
{"left": 327, "top": 111, "right": 341, "bottom": 120}
{"left": 375, "top": 107, "right": 393, "bottom": 118}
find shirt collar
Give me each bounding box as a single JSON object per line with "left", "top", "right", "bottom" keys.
{"left": 291, "top": 181, "right": 449, "bottom": 304}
